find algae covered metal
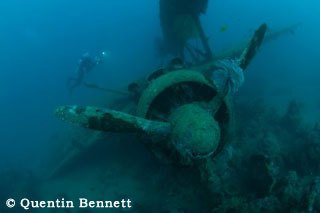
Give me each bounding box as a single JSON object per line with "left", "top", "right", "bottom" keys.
{"left": 53, "top": 0, "right": 300, "bottom": 177}
{"left": 55, "top": 23, "right": 268, "bottom": 172}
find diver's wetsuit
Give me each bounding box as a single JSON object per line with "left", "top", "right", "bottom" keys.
{"left": 67, "top": 53, "right": 101, "bottom": 94}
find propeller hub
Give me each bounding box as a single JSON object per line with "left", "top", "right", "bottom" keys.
{"left": 169, "top": 104, "right": 220, "bottom": 159}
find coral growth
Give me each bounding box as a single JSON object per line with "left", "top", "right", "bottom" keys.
{"left": 203, "top": 98, "right": 320, "bottom": 212}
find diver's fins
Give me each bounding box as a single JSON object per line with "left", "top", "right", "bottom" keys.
{"left": 239, "top": 23, "right": 267, "bottom": 70}
{"left": 55, "top": 106, "right": 171, "bottom": 136}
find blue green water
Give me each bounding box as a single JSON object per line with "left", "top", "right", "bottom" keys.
{"left": 0, "top": 0, "right": 319, "bottom": 212}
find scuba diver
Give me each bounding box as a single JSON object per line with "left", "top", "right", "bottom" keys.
{"left": 67, "top": 52, "right": 107, "bottom": 95}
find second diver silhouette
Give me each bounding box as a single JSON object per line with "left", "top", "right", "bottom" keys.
{"left": 67, "top": 52, "right": 106, "bottom": 95}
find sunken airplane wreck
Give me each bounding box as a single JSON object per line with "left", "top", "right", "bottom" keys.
{"left": 54, "top": 1, "right": 300, "bottom": 181}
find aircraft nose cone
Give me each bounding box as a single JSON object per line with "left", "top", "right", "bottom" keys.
{"left": 170, "top": 104, "right": 221, "bottom": 159}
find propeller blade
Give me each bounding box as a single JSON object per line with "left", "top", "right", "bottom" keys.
{"left": 55, "top": 106, "right": 171, "bottom": 136}
{"left": 239, "top": 23, "right": 267, "bottom": 70}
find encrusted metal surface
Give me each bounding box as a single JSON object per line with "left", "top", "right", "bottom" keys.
{"left": 136, "top": 70, "right": 215, "bottom": 118}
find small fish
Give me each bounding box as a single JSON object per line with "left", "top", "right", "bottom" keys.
{"left": 220, "top": 25, "right": 228, "bottom": 32}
